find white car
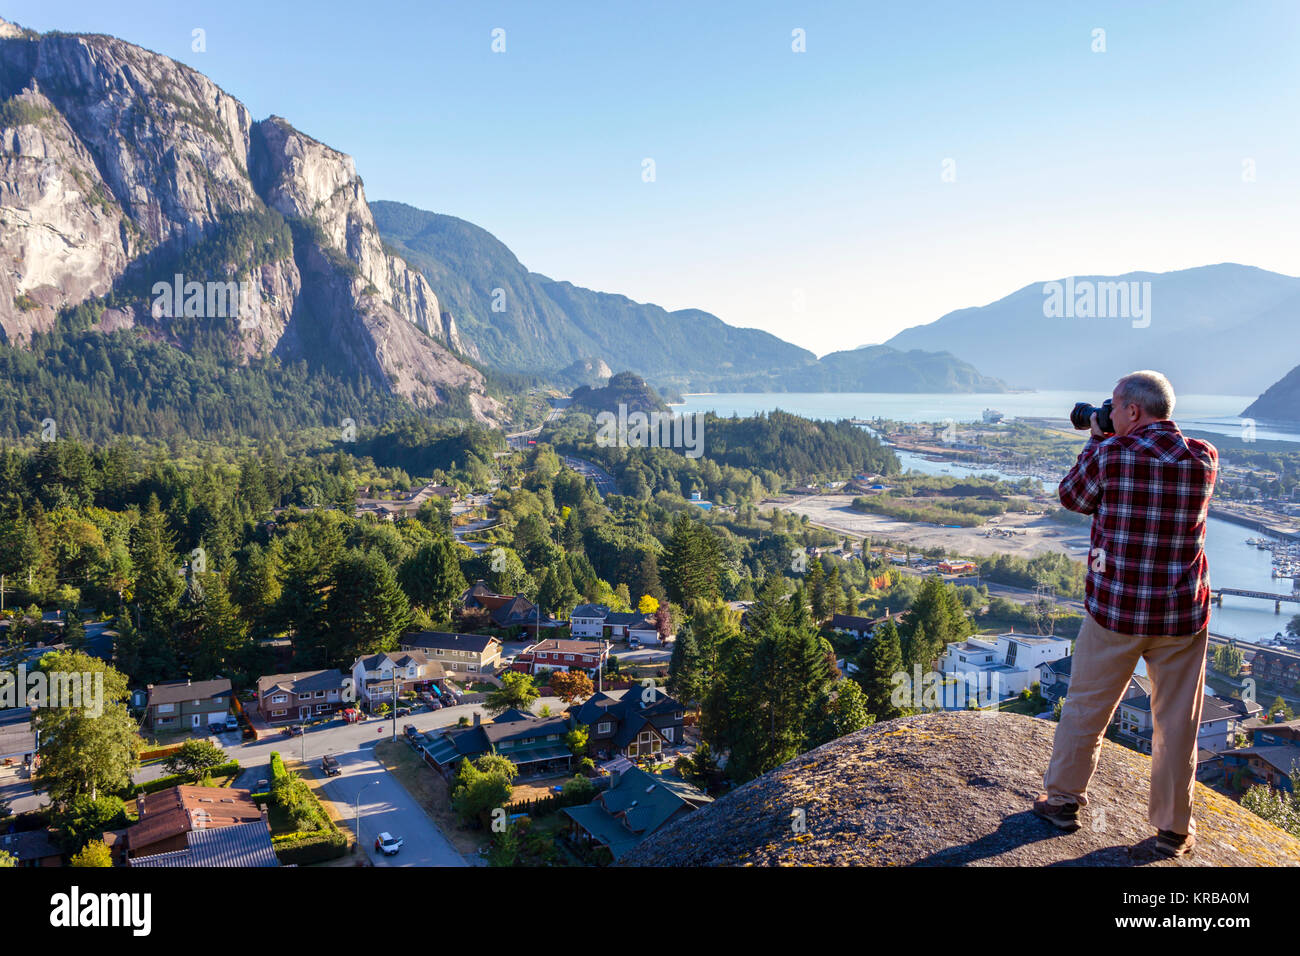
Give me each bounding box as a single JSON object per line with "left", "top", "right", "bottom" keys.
{"left": 374, "top": 832, "right": 403, "bottom": 856}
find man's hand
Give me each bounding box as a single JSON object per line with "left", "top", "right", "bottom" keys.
{"left": 1089, "top": 411, "right": 1105, "bottom": 439}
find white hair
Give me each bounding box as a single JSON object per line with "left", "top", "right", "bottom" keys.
{"left": 1116, "top": 370, "right": 1175, "bottom": 419}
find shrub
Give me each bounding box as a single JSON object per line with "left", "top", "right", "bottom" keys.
{"left": 272, "top": 830, "right": 348, "bottom": 866}
{"left": 69, "top": 841, "right": 113, "bottom": 867}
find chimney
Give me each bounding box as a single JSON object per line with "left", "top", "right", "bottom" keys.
{"left": 136, "top": 793, "right": 146, "bottom": 817}
{"left": 472, "top": 711, "right": 481, "bottom": 727}
{"left": 260, "top": 807, "right": 270, "bottom": 831}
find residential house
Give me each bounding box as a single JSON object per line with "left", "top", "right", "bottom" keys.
{"left": 351, "top": 652, "right": 444, "bottom": 713}
{"left": 355, "top": 480, "right": 458, "bottom": 521}
{"left": 126, "top": 786, "right": 265, "bottom": 859}
{"left": 562, "top": 765, "right": 712, "bottom": 862}
{"left": 0, "top": 829, "right": 62, "bottom": 867}
{"left": 568, "top": 604, "right": 658, "bottom": 643}
{"left": 569, "top": 686, "right": 686, "bottom": 760}
{"left": 628, "top": 617, "right": 663, "bottom": 646}
{"left": 255, "top": 669, "right": 347, "bottom": 724}
{"left": 1222, "top": 743, "right": 1300, "bottom": 792}
{"left": 130, "top": 820, "right": 279, "bottom": 867}
{"left": 0, "top": 707, "right": 36, "bottom": 769}
{"left": 1039, "top": 656, "right": 1153, "bottom": 709}
{"left": 936, "top": 633, "right": 1072, "bottom": 706}
{"left": 490, "top": 595, "right": 559, "bottom": 634}
{"left": 462, "top": 580, "right": 515, "bottom": 615}
{"left": 829, "top": 614, "right": 877, "bottom": 640}
{"left": 400, "top": 631, "right": 502, "bottom": 675}
{"left": 518, "top": 638, "right": 610, "bottom": 675}
{"left": 417, "top": 711, "right": 573, "bottom": 776}
{"left": 1218, "top": 717, "right": 1300, "bottom": 791}
{"left": 570, "top": 604, "right": 611, "bottom": 638}
{"left": 144, "top": 678, "right": 233, "bottom": 733}
{"left": 1115, "top": 693, "right": 1263, "bottom": 755}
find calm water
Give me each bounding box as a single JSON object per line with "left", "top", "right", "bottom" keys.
{"left": 680, "top": 392, "right": 1299, "bottom": 643}
{"left": 677, "top": 391, "right": 1300, "bottom": 444}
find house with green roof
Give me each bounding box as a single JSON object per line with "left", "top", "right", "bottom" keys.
{"left": 561, "top": 765, "right": 711, "bottom": 862}
{"left": 417, "top": 710, "right": 574, "bottom": 776}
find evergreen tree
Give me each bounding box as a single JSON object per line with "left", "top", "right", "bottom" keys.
{"left": 808, "top": 678, "right": 874, "bottom": 748}
{"left": 858, "top": 618, "right": 906, "bottom": 719}
{"left": 807, "top": 559, "right": 827, "bottom": 621}
{"left": 667, "top": 624, "right": 704, "bottom": 705}
{"left": 324, "top": 548, "right": 411, "bottom": 666}
{"left": 398, "top": 535, "right": 468, "bottom": 622}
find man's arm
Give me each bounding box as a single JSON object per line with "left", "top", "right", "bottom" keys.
{"left": 1059, "top": 436, "right": 1105, "bottom": 515}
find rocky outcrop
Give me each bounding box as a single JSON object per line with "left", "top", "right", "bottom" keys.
{"left": 0, "top": 87, "right": 133, "bottom": 341}
{"left": 0, "top": 16, "right": 494, "bottom": 420}
{"left": 623, "top": 712, "right": 1300, "bottom": 867}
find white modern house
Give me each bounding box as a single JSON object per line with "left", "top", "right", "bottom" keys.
{"left": 936, "top": 632, "right": 1073, "bottom": 707}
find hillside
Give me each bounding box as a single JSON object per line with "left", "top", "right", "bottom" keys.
{"left": 374, "top": 201, "right": 1007, "bottom": 394}
{"left": 1243, "top": 364, "right": 1300, "bottom": 424}
{"left": 777, "top": 344, "right": 1007, "bottom": 392}
{"left": 0, "top": 17, "right": 499, "bottom": 438}
{"left": 372, "top": 200, "right": 814, "bottom": 391}
{"left": 623, "top": 712, "right": 1300, "bottom": 866}
{"left": 568, "top": 371, "right": 669, "bottom": 416}
{"left": 885, "top": 264, "right": 1300, "bottom": 394}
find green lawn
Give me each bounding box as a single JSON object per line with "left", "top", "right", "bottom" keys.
{"left": 998, "top": 696, "right": 1048, "bottom": 716}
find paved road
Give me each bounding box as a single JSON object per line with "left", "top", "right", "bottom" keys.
{"left": 320, "top": 742, "right": 469, "bottom": 867}
{"left": 563, "top": 455, "right": 618, "bottom": 496}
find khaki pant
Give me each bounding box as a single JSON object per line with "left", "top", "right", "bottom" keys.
{"left": 1043, "top": 611, "right": 1209, "bottom": 835}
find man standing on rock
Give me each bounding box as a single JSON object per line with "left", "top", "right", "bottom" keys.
{"left": 1035, "top": 370, "right": 1218, "bottom": 858}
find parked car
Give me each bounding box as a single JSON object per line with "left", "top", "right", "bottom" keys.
{"left": 426, "top": 698, "right": 442, "bottom": 711}
{"left": 396, "top": 707, "right": 411, "bottom": 718}
{"left": 403, "top": 724, "right": 419, "bottom": 739}
{"left": 375, "top": 832, "right": 403, "bottom": 856}
{"left": 628, "top": 637, "right": 641, "bottom": 649}
{"left": 224, "top": 714, "right": 240, "bottom": 732}
{"left": 320, "top": 754, "right": 341, "bottom": 777}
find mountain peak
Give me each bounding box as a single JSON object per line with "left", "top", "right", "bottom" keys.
{"left": 622, "top": 711, "right": 1300, "bottom": 867}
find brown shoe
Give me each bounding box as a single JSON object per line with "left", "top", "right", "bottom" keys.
{"left": 1034, "top": 793, "right": 1081, "bottom": 832}
{"left": 1155, "top": 829, "right": 1196, "bottom": 857}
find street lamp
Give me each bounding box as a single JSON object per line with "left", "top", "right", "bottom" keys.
{"left": 354, "top": 779, "right": 380, "bottom": 851}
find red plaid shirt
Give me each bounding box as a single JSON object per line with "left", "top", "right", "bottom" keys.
{"left": 1058, "top": 420, "right": 1218, "bottom": 637}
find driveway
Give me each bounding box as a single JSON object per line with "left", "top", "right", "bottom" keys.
{"left": 319, "top": 743, "right": 468, "bottom": 867}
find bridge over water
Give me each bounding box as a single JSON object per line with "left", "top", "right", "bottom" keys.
{"left": 1212, "top": 588, "right": 1300, "bottom": 614}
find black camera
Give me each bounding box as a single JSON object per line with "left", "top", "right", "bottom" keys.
{"left": 1071, "top": 399, "right": 1114, "bottom": 434}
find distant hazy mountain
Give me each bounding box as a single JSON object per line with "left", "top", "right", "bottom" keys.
{"left": 777, "top": 345, "right": 1006, "bottom": 392}
{"left": 372, "top": 201, "right": 813, "bottom": 391}
{"left": 374, "top": 200, "right": 1006, "bottom": 394}
{"left": 1243, "top": 364, "right": 1300, "bottom": 423}
{"left": 884, "top": 264, "right": 1300, "bottom": 394}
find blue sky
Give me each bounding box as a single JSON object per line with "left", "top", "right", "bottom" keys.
{"left": 9, "top": 1, "right": 1299, "bottom": 355}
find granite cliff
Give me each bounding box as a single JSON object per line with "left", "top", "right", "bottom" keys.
{"left": 0, "top": 17, "right": 495, "bottom": 421}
